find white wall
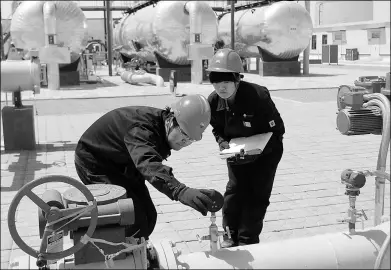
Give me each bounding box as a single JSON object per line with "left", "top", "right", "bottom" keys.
{"left": 319, "top": 1, "right": 373, "bottom": 25}
{"left": 307, "top": 1, "right": 390, "bottom": 25}
{"left": 310, "top": 27, "right": 390, "bottom": 60}
{"left": 345, "top": 30, "right": 371, "bottom": 55}
{"left": 379, "top": 27, "right": 390, "bottom": 55}
{"left": 373, "top": 1, "right": 391, "bottom": 22}
{"left": 308, "top": 1, "right": 390, "bottom": 61}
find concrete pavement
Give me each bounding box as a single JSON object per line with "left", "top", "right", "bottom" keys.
{"left": 1, "top": 64, "right": 390, "bottom": 268}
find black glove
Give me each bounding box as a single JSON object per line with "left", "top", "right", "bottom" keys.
{"left": 219, "top": 141, "right": 230, "bottom": 151}
{"left": 178, "top": 188, "right": 218, "bottom": 216}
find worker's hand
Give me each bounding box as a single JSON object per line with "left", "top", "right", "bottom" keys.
{"left": 219, "top": 141, "right": 230, "bottom": 151}
{"left": 178, "top": 188, "right": 220, "bottom": 216}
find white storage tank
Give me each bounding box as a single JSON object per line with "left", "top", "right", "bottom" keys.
{"left": 10, "top": 1, "right": 88, "bottom": 66}
{"left": 218, "top": 1, "right": 313, "bottom": 59}
{"left": 113, "top": 1, "right": 218, "bottom": 65}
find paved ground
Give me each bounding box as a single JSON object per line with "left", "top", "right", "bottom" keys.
{"left": 1, "top": 63, "right": 390, "bottom": 268}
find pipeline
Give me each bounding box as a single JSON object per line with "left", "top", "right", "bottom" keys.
{"left": 155, "top": 221, "right": 390, "bottom": 269}
{"left": 363, "top": 94, "right": 390, "bottom": 226}
{"left": 121, "top": 70, "right": 165, "bottom": 87}
{"left": 375, "top": 234, "right": 390, "bottom": 269}
{"left": 0, "top": 58, "right": 40, "bottom": 94}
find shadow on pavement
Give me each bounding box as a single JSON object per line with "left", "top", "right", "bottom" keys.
{"left": 1, "top": 141, "right": 77, "bottom": 192}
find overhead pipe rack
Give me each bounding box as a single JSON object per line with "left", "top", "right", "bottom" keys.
{"left": 80, "top": 6, "right": 131, "bottom": 11}
{"left": 217, "top": 0, "right": 285, "bottom": 19}
{"left": 123, "top": 0, "right": 160, "bottom": 15}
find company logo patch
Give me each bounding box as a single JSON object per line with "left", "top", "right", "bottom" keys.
{"left": 243, "top": 121, "right": 251, "bottom": 127}
{"left": 269, "top": 120, "right": 275, "bottom": 128}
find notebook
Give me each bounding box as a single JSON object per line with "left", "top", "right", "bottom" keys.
{"left": 219, "top": 132, "right": 273, "bottom": 159}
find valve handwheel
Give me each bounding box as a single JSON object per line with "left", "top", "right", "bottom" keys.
{"left": 7, "top": 175, "right": 98, "bottom": 265}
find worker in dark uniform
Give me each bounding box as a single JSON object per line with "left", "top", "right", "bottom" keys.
{"left": 74, "top": 94, "right": 220, "bottom": 239}
{"left": 206, "top": 48, "right": 285, "bottom": 247}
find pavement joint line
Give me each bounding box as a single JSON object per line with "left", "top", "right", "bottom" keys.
{"left": 267, "top": 87, "right": 337, "bottom": 92}
{"left": 272, "top": 96, "right": 305, "bottom": 104}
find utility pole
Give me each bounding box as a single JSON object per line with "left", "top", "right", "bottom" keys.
{"left": 230, "top": 1, "right": 235, "bottom": 50}
{"left": 105, "top": 0, "right": 113, "bottom": 76}
{"left": 303, "top": 0, "right": 310, "bottom": 75}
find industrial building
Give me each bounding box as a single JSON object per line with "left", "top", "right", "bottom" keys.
{"left": 306, "top": 1, "right": 390, "bottom": 62}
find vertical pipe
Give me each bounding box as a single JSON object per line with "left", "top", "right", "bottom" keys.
{"left": 186, "top": 1, "right": 203, "bottom": 85}
{"left": 43, "top": 2, "right": 60, "bottom": 90}
{"left": 0, "top": 13, "right": 4, "bottom": 60}
{"left": 105, "top": 0, "right": 113, "bottom": 76}
{"left": 373, "top": 97, "right": 390, "bottom": 226}
{"left": 303, "top": 0, "right": 310, "bottom": 75}
{"left": 103, "top": 1, "right": 107, "bottom": 43}
{"left": 348, "top": 196, "right": 357, "bottom": 234}
{"left": 230, "top": 1, "right": 235, "bottom": 50}
{"left": 185, "top": 2, "right": 216, "bottom": 84}
{"left": 318, "top": 3, "right": 323, "bottom": 26}
{"left": 364, "top": 94, "right": 390, "bottom": 226}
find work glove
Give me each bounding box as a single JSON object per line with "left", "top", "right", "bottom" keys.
{"left": 219, "top": 141, "right": 230, "bottom": 151}
{"left": 178, "top": 187, "right": 218, "bottom": 216}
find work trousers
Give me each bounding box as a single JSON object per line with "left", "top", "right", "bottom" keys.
{"left": 74, "top": 156, "right": 157, "bottom": 240}
{"left": 222, "top": 136, "right": 283, "bottom": 245}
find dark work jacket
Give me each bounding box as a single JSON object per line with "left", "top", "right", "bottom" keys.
{"left": 208, "top": 81, "right": 285, "bottom": 155}
{"left": 75, "top": 106, "right": 186, "bottom": 201}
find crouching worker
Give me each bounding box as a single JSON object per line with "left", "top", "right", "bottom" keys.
{"left": 74, "top": 94, "right": 219, "bottom": 239}
{"left": 206, "top": 49, "right": 285, "bottom": 247}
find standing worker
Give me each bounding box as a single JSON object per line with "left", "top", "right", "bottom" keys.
{"left": 206, "top": 48, "right": 285, "bottom": 247}
{"left": 74, "top": 94, "right": 222, "bottom": 239}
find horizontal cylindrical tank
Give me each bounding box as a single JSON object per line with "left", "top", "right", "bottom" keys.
{"left": 218, "top": 1, "right": 313, "bottom": 59}
{"left": 113, "top": 1, "right": 218, "bottom": 65}
{"left": 156, "top": 221, "right": 390, "bottom": 269}
{"left": 1, "top": 59, "right": 40, "bottom": 93}
{"left": 10, "top": 1, "right": 88, "bottom": 65}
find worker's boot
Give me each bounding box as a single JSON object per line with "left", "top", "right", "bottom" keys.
{"left": 220, "top": 238, "right": 238, "bottom": 248}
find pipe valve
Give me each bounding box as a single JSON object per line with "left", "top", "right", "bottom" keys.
{"left": 338, "top": 206, "right": 368, "bottom": 231}
{"left": 196, "top": 212, "right": 227, "bottom": 253}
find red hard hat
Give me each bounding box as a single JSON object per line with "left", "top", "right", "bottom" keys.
{"left": 206, "top": 48, "right": 244, "bottom": 73}
{"left": 171, "top": 94, "right": 211, "bottom": 141}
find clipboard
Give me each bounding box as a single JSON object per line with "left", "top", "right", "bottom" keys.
{"left": 219, "top": 132, "right": 273, "bottom": 159}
